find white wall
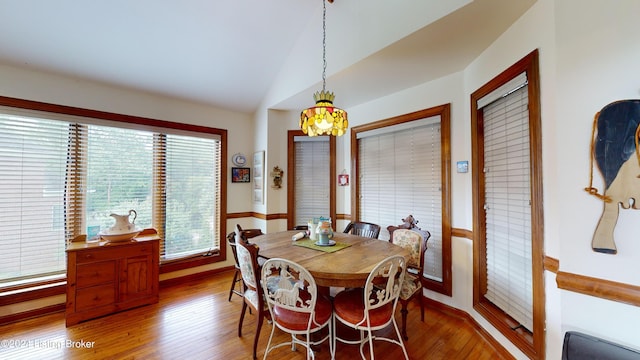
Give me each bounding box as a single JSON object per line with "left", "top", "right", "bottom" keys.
{"left": 552, "top": 0, "right": 640, "bottom": 352}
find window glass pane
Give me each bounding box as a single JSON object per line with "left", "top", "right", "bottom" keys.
{"left": 86, "top": 125, "right": 153, "bottom": 237}
{"left": 0, "top": 115, "right": 68, "bottom": 282}
{"left": 164, "top": 134, "right": 219, "bottom": 259}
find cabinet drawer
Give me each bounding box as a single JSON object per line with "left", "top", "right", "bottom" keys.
{"left": 75, "top": 284, "right": 116, "bottom": 311}
{"left": 76, "top": 243, "right": 153, "bottom": 264}
{"left": 76, "top": 260, "right": 116, "bottom": 288}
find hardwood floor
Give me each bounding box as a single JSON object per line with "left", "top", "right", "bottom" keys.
{"left": 0, "top": 270, "right": 510, "bottom": 359}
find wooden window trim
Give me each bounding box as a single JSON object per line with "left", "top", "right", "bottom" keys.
{"left": 0, "top": 95, "right": 229, "bottom": 282}
{"left": 350, "top": 105, "right": 452, "bottom": 296}
{"left": 470, "top": 49, "right": 545, "bottom": 359}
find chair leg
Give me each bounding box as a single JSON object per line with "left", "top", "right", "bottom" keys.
{"left": 263, "top": 322, "right": 277, "bottom": 360}
{"left": 228, "top": 269, "right": 240, "bottom": 301}
{"left": 400, "top": 300, "right": 409, "bottom": 341}
{"left": 367, "top": 328, "right": 375, "bottom": 360}
{"left": 419, "top": 295, "right": 425, "bottom": 322}
{"left": 252, "top": 313, "right": 264, "bottom": 360}
{"left": 238, "top": 301, "right": 248, "bottom": 337}
{"left": 393, "top": 317, "right": 410, "bottom": 360}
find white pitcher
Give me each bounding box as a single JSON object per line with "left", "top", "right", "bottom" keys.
{"left": 108, "top": 209, "right": 137, "bottom": 234}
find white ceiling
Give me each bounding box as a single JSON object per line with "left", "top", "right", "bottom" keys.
{"left": 0, "top": 0, "right": 536, "bottom": 114}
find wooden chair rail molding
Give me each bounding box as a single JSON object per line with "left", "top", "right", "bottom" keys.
{"left": 543, "top": 256, "right": 559, "bottom": 273}
{"left": 556, "top": 271, "right": 640, "bottom": 308}
{"left": 452, "top": 228, "right": 473, "bottom": 239}
{"left": 544, "top": 255, "right": 640, "bottom": 307}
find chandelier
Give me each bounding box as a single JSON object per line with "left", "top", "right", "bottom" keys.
{"left": 299, "top": 0, "right": 348, "bottom": 137}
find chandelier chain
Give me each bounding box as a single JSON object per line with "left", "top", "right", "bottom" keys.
{"left": 322, "top": 0, "right": 327, "bottom": 93}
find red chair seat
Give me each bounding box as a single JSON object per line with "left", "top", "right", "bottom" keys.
{"left": 333, "top": 288, "right": 394, "bottom": 328}
{"left": 272, "top": 294, "right": 332, "bottom": 331}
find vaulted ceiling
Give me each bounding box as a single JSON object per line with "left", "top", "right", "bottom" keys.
{"left": 0, "top": 0, "right": 536, "bottom": 114}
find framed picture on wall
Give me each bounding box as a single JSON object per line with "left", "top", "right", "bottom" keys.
{"left": 253, "top": 151, "right": 264, "bottom": 203}
{"left": 231, "top": 167, "right": 250, "bottom": 183}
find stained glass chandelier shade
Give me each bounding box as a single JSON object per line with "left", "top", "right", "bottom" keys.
{"left": 299, "top": 0, "right": 348, "bottom": 137}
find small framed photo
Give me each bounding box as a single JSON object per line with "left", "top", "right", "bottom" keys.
{"left": 338, "top": 174, "right": 349, "bottom": 186}
{"left": 232, "top": 167, "right": 251, "bottom": 183}
{"left": 456, "top": 161, "right": 469, "bottom": 173}
{"left": 253, "top": 151, "right": 265, "bottom": 203}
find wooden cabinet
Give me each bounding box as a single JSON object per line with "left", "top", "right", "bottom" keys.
{"left": 65, "top": 230, "right": 159, "bottom": 326}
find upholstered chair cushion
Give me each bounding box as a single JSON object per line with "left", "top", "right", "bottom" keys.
{"left": 272, "top": 294, "right": 332, "bottom": 331}
{"left": 392, "top": 229, "right": 422, "bottom": 268}
{"left": 400, "top": 272, "right": 422, "bottom": 300}
{"left": 333, "top": 288, "right": 395, "bottom": 327}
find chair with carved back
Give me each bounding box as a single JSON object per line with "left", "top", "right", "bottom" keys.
{"left": 227, "top": 231, "right": 244, "bottom": 301}
{"left": 332, "top": 255, "right": 409, "bottom": 360}
{"left": 343, "top": 221, "right": 381, "bottom": 239}
{"left": 228, "top": 225, "right": 265, "bottom": 302}
{"left": 388, "top": 228, "right": 430, "bottom": 341}
{"left": 236, "top": 226, "right": 269, "bottom": 360}
{"left": 261, "top": 258, "right": 333, "bottom": 360}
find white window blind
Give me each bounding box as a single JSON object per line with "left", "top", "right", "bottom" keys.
{"left": 0, "top": 114, "right": 69, "bottom": 282}
{"left": 163, "top": 134, "right": 220, "bottom": 259}
{"left": 358, "top": 119, "right": 443, "bottom": 281}
{"left": 294, "top": 137, "right": 330, "bottom": 225}
{"left": 481, "top": 84, "right": 533, "bottom": 331}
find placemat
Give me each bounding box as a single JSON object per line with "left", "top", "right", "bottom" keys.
{"left": 293, "top": 238, "right": 351, "bottom": 253}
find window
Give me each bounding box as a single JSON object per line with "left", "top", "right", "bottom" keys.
{"left": 83, "top": 125, "right": 154, "bottom": 240}
{"left": 351, "top": 105, "right": 452, "bottom": 295}
{"left": 471, "top": 50, "right": 544, "bottom": 358}
{"left": 162, "top": 134, "right": 220, "bottom": 259}
{"left": 0, "top": 98, "right": 225, "bottom": 285}
{"left": 294, "top": 137, "right": 329, "bottom": 225}
{"left": 287, "top": 131, "right": 336, "bottom": 229}
{"left": 0, "top": 115, "right": 69, "bottom": 282}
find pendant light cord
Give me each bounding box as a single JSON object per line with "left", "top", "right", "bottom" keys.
{"left": 322, "top": 0, "right": 327, "bottom": 93}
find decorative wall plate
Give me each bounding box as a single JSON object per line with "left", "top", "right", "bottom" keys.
{"left": 232, "top": 153, "right": 247, "bottom": 166}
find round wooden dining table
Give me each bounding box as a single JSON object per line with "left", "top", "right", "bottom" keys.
{"left": 250, "top": 230, "right": 410, "bottom": 288}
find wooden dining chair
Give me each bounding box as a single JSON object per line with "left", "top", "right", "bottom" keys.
{"left": 228, "top": 225, "right": 264, "bottom": 302}
{"left": 227, "top": 231, "right": 244, "bottom": 301}
{"left": 261, "top": 258, "right": 333, "bottom": 360}
{"left": 389, "top": 228, "right": 430, "bottom": 340}
{"left": 236, "top": 227, "right": 269, "bottom": 360}
{"left": 332, "top": 255, "right": 409, "bottom": 360}
{"left": 343, "top": 221, "right": 381, "bottom": 239}
{"left": 237, "top": 224, "right": 265, "bottom": 242}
